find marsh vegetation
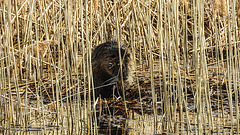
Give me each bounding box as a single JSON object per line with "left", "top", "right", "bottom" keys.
{"left": 0, "top": 0, "right": 240, "bottom": 134}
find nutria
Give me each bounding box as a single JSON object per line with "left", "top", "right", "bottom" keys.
{"left": 92, "top": 41, "right": 130, "bottom": 98}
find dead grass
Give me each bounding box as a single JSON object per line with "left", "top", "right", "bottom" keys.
{"left": 0, "top": 0, "right": 240, "bottom": 134}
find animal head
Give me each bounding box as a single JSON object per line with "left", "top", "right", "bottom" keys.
{"left": 92, "top": 41, "right": 130, "bottom": 84}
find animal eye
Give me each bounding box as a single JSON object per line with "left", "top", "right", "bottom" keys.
{"left": 111, "top": 55, "right": 115, "bottom": 58}
{"left": 108, "top": 63, "right": 113, "bottom": 69}
{"left": 111, "top": 54, "right": 118, "bottom": 58}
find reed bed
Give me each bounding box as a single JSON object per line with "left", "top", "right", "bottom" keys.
{"left": 0, "top": 0, "right": 240, "bottom": 134}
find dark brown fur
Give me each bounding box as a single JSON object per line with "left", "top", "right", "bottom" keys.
{"left": 92, "top": 41, "right": 130, "bottom": 98}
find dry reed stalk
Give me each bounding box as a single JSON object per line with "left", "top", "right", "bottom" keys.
{"left": 24, "top": 40, "right": 60, "bottom": 80}
{"left": 214, "top": 0, "right": 227, "bottom": 19}
{"left": 180, "top": 0, "right": 190, "bottom": 14}
{"left": 93, "top": 0, "right": 98, "bottom": 12}
{"left": 237, "top": 1, "right": 240, "bottom": 33}
{"left": 27, "top": 40, "right": 58, "bottom": 58}
{"left": 1, "top": 0, "right": 240, "bottom": 134}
